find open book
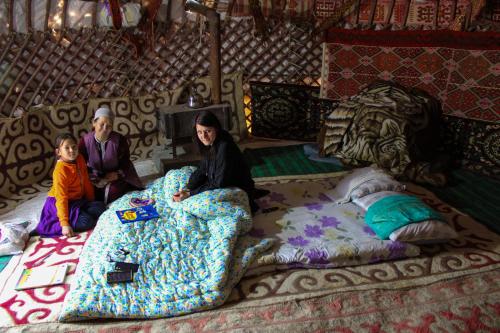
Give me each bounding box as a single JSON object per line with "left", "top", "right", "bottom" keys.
{"left": 15, "top": 263, "right": 68, "bottom": 290}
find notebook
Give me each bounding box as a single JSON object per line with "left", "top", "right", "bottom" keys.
{"left": 116, "top": 204, "right": 160, "bottom": 224}
{"left": 15, "top": 263, "right": 68, "bottom": 290}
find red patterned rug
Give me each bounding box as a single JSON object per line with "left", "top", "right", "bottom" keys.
{"left": 321, "top": 29, "right": 500, "bottom": 123}
{"left": 0, "top": 232, "right": 90, "bottom": 325}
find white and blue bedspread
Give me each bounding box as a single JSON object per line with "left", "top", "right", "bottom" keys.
{"left": 59, "top": 167, "right": 274, "bottom": 321}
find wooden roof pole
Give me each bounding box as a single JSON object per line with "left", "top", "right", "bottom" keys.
{"left": 92, "top": 1, "right": 98, "bottom": 27}
{"left": 385, "top": 0, "right": 395, "bottom": 28}
{"left": 61, "top": 0, "right": 69, "bottom": 30}
{"left": 450, "top": 0, "right": 457, "bottom": 22}
{"left": 368, "top": 0, "right": 378, "bottom": 28}
{"left": 26, "top": 0, "right": 32, "bottom": 31}
{"left": 185, "top": 0, "right": 221, "bottom": 104}
{"left": 433, "top": 0, "right": 440, "bottom": 29}
{"left": 402, "top": 0, "right": 412, "bottom": 29}
{"left": 44, "top": 0, "right": 51, "bottom": 31}
{"left": 8, "top": 0, "right": 14, "bottom": 33}
{"left": 354, "top": 0, "right": 361, "bottom": 26}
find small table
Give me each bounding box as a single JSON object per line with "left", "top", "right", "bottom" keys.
{"left": 156, "top": 103, "right": 232, "bottom": 159}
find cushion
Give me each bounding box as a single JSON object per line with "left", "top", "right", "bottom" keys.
{"left": 365, "top": 194, "right": 445, "bottom": 239}
{"left": 354, "top": 191, "right": 458, "bottom": 243}
{"left": 352, "top": 190, "right": 401, "bottom": 210}
{"left": 331, "top": 166, "right": 405, "bottom": 204}
{"left": 361, "top": 192, "right": 457, "bottom": 243}
{"left": 389, "top": 220, "right": 458, "bottom": 244}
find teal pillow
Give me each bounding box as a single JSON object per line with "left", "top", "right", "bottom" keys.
{"left": 365, "top": 194, "right": 444, "bottom": 240}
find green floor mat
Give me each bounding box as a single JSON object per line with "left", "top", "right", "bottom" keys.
{"left": 423, "top": 169, "right": 500, "bottom": 234}
{"left": 245, "top": 144, "right": 499, "bottom": 235}
{"left": 245, "top": 144, "right": 345, "bottom": 178}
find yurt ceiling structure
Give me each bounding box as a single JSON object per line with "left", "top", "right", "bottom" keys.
{"left": 0, "top": 0, "right": 497, "bottom": 120}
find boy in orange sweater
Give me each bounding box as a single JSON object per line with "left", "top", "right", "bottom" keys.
{"left": 37, "top": 133, "right": 106, "bottom": 237}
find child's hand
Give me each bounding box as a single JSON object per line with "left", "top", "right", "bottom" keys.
{"left": 62, "top": 226, "right": 75, "bottom": 238}
{"left": 172, "top": 190, "right": 190, "bottom": 202}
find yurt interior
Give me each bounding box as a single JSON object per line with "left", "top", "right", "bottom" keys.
{"left": 0, "top": 1, "right": 499, "bottom": 331}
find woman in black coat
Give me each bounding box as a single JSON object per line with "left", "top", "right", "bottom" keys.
{"left": 172, "top": 110, "right": 265, "bottom": 213}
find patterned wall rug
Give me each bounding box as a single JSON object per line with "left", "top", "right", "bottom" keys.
{"left": 320, "top": 29, "right": 499, "bottom": 123}
{"left": 250, "top": 82, "right": 338, "bottom": 141}
{"left": 0, "top": 173, "right": 498, "bottom": 331}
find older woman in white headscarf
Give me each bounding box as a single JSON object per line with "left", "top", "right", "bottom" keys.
{"left": 78, "top": 106, "right": 143, "bottom": 204}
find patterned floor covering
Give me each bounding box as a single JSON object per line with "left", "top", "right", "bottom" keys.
{"left": 0, "top": 173, "right": 499, "bottom": 332}
{"left": 0, "top": 232, "right": 90, "bottom": 326}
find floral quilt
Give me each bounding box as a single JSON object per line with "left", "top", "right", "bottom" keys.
{"left": 246, "top": 175, "right": 420, "bottom": 274}
{"left": 59, "top": 167, "right": 273, "bottom": 321}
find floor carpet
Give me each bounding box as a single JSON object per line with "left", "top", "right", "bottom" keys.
{"left": 1, "top": 173, "right": 499, "bottom": 332}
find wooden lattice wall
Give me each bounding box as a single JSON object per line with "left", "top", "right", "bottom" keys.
{"left": 1, "top": 0, "right": 495, "bottom": 121}
{"left": 0, "top": 18, "right": 322, "bottom": 128}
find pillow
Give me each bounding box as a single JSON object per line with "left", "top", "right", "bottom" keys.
{"left": 353, "top": 191, "right": 401, "bottom": 210}
{"left": 364, "top": 193, "right": 457, "bottom": 243}
{"left": 350, "top": 179, "right": 405, "bottom": 201}
{"left": 331, "top": 166, "right": 405, "bottom": 204}
{"left": 354, "top": 191, "right": 458, "bottom": 243}
{"left": 389, "top": 220, "right": 458, "bottom": 244}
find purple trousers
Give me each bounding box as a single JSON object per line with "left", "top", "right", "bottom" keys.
{"left": 36, "top": 197, "right": 105, "bottom": 237}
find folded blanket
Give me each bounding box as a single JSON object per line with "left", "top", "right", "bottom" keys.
{"left": 365, "top": 194, "right": 444, "bottom": 239}
{"left": 59, "top": 166, "right": 273, "bottom": 320}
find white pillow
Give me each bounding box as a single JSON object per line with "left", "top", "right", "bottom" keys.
{"left": 353, "top": 191, "right": 401, "bottom": 210}
{"left": 389, "top": 220, "right": 458, "bottom": 244}
{"left": 353, "top": 191, "right": 458, "bottom": 244}
{"left": 332, "top": 167, "right": 405, "bottom": 204}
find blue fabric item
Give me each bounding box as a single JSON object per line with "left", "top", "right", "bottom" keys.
{"left": 365, "top": 194, "right": 444, "bottom": 240}
{"left": 303, "top": 144, "right": 343, "bottom": 166}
